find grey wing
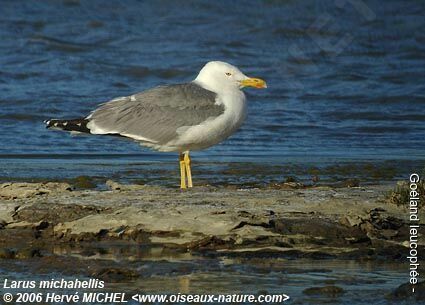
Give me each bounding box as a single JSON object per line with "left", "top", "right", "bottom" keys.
{"left": 86, "top": 83, "right": 224, "bottom": 144}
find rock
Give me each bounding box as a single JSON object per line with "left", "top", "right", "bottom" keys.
{"left": 93, "top": 268, "right": 139, "bottom": 282}
{"left": 0, "top": 181, "right": 419, "bottom": 271}
{"left": 387, "top": 281, "right": 425, "bottom": 301}
{"left": 71, "top": 176, "right": 97, "bottom": 189}
{"left": 271, "top": 217, "right": 368, "bottom": 247}
{"left": 13, "top": 204, "right": 106, "bottom": 225}
{"left": 34, "top": 220, "right": 49, "bottom": 231}
{"left": 44, "top": 182, "right": 74, "bottom": 192}
{"left": 370, "top": 239, "right": 406, "bottom": 260}
{"left": 339, "top": 215, "right": 363, "bottom": 227}
{"left": 106, "top": 180, "right": 144, "bottom": 191}
{"left": 285, "top": 176, "right": 297, "bottom": 183}
{"left": 0, "top": 182, "right": 72, "bottom": 199}
{"left": 106, "top": 180, "right": 123, "bottom": 191}
{"left": 0, "top": 202, "right": 19, "bottom": 223}
{"left": 6, "top": 221, "right": 36, "bottom": 229}
{"left": 360, "top": 221, "right": 376, "bottom": 236}
{"left": 311, "top": 175, "right": 320, "bottom": 183}
{"left": 54, "top": 206, "right": 241, "bottom": 244}
{"left": 232, "top": 226, "right": 280, "bottom": 245}
{"left": 187, "top": 236, "right": 228, "bottom": 250}
{"left": 0, "top": 248, "right": 15, "bottom": 259}
{"left": 380, "top": 229, "right": 398, "bottom": 240}
{"left": 276, "top": 181, "right": 304, "bottom": 189}
{"left": 387, "top": 180, "right": 425, "bottom": 208}
{"left": 341, "top": 178, "right": 360, "bottom": 187}
{"left": 303, "top": 285, "right": 345, "bottom": 296}
{"left": 269, "top": 181, "right": 304, "bottom": 189}
{"left": 284, "top": 182, "right": 304, "bottom": 188}
{"left": 15, "top": 249, "right": 42, "bottom": 259}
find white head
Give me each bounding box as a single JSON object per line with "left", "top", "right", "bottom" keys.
{"left": 194, "top": 61, "right": 267, "bottom": 93}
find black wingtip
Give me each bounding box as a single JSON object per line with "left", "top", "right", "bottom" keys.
{"left": 44, "top": 118, "right": 90, "bottom": 133}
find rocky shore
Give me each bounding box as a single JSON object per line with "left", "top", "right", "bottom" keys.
{"left": 1, "top": 181, "right": 422, "bottom": 259}
{"left": 0, "top": 180, "right": 423, "bottom": 301}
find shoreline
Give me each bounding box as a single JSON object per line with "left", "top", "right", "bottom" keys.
{"left": 1, "top": 180, "right": 423, "bottom": 258}
{"left": 1, "top": 158, "right": 422, "bottom": 189}
{"left": 1, "top": 180, "right": 424, "bottom": 302}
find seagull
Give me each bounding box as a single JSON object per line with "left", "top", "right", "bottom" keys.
{"left": 45, "top": 61, "right": 267, "bottom": 188}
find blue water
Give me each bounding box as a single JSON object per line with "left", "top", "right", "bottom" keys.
{"left": 0, "top": 0, "right": 424, "bottom": 181}
{"left": 0, "top": 2, "right": 423, "bottom": 303}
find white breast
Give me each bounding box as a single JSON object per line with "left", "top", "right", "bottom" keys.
{"left": 162, "top": 90, "right": 247, "bottom": 152}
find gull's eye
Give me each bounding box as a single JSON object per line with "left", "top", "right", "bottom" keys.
{"left": 225, "top": 72, "right": 232, "bottom": 76}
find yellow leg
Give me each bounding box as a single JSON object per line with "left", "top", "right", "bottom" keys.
{"left": 179, "top": 153, "right": 187, "bottom": 189}
{"left": 184, "top": 152, "right": 193, "bottom": 188}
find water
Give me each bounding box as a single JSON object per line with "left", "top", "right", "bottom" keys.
{"left": 0, "top": 3, "right": 423, "bottom": 303}
{"left": 0, "top": 246, "right": 411, "bottom": 305}
{"left": 0, "top": 0, "right": 424, "bottom": 183}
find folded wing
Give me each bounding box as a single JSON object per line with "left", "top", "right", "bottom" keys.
{"left": 87, "top": 83, "right": 224, "bottom": 144}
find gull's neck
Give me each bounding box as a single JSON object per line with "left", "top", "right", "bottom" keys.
{"left": 193, "top": 76, "right": 239, "bottom": 96}
{"left": 193, "top": 77, "right": 246, "bottom": 112}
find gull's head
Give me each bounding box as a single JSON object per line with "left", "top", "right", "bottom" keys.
{"left": 194, "top": 61, "right": 267, "bottom": 93}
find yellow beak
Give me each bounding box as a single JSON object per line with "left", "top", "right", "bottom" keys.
{"left": 240, "top": 77, "right": 267, "bottom": 89}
